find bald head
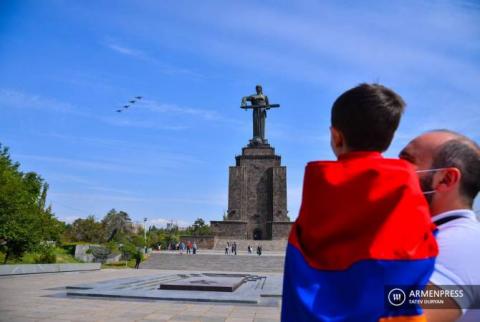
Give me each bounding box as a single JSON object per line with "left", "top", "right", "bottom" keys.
{"left": 400, "top": 130, "right": 480, "bottom": 214}
{"left": 399, "top": 130, "right": 460, "bottom": 170}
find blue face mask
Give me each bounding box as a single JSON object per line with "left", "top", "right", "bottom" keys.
{"left": 415, "top": 167, "right": 451, "bottom": 195}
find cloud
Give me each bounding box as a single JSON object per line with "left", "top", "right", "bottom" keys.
{"left": 104, "top": 40, "right": 204, "bottom": 78}
{"left": 99, "top": 116, "right": 189, "bottom": 130}
{"left": 14, "top": 154, "right": 149, "bottom": 173}
{"left": 106, "top": 42, "right": 147, "bottom": 60}
{"left": 148, "top": 217, "right": 190, "bottom": 228}
{"left": 0, "top": 89, "right": 75, "bottom": 113}
{"left": 141, "top": 99, "right": 222, "bottom": 121}
{"left": 0, "top": 88, "right": 219, "bottom": 130}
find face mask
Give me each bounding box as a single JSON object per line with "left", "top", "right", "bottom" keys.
{"left": 415, "top": 167, "right": 450, "bottom": 195}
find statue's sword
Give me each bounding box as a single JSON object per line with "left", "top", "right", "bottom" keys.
{"left": 240, "top": 104, "right": 280, "bottom": 110}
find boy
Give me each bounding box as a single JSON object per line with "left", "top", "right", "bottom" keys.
{"left": 281, "top": 84, "right": 438, "bottom": 322}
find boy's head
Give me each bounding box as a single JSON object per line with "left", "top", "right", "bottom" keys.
{"left": 330, "top": 83, "right": 406, "bottom": 157}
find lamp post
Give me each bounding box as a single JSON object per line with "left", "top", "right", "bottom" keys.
{"left": 143, "top": 217, "right": 147, "bottom": 253}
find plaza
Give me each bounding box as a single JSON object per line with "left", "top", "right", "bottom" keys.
{"left": 0, "top": 251, "right": 284, "bottom": 322}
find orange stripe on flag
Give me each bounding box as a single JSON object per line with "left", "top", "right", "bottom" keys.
{"left": 379, "top": 315, "right": 426, "bottom": 322}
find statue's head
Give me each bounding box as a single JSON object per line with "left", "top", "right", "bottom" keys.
{"left": 255, "top": 85, "right": 263, "bottom": 94}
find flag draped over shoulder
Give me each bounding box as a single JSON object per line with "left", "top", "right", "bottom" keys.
{"left": 281, "top": 152, "right": 438, "bottom": 322}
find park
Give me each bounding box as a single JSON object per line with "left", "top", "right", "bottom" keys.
{"left": 1, "top": 1, "right": 479, "bottom": 322}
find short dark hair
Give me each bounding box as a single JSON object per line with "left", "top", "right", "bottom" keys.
{"left": 331, "top": 83, "right": 406, "bottom": 152}
{"left": 431, "top": 133, "right": 480, "bottom": 207}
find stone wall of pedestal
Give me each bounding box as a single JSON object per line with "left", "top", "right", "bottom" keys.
{"left": 210, "top": 221, "right": 247, "bottom": 238}
{"left": 271, "top": 222, "right": 293, "bottom": 240}
{"left": 211, "top": 143, "right": 291, "bottom": 240}
{"left": 179, "top": 235, "right": 215, "bottom": 249}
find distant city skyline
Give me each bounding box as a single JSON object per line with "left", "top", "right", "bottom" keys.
{"left": 1, "top": 1, "right": 479, "bottom": 226}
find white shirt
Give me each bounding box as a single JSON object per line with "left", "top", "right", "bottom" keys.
{"left": 430, "top": 209, "right": 480, "bottom": 321}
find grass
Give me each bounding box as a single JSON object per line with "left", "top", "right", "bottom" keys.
{"left": 0, "top": 247, "right": 80, "bottom": 264}
{"left": 101, "top": 259, "right": 136, "bottom": 269}
{"left": 101, "top": 254, "right": 150, "bottom": 269}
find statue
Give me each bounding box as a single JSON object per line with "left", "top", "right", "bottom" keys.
{"left": 241, "top": 85, "right": 279, "bottom": 144}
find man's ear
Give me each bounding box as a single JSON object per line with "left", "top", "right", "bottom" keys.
{"left": 433, "top": 168, "right": 461, "bottom": 193}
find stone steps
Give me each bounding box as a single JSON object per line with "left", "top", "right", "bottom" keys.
{"left": 213, "top": 238, "right": 288, "bottom": 252}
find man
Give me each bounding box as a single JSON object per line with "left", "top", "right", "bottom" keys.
{"left": 400, "top": 130, "right": 480, "bottom": 322}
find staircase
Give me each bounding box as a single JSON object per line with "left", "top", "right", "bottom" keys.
{"left": 213, "top": 238, "right": 288, "bottom": 252}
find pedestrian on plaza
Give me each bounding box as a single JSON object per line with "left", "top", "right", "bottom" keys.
{"left": 186, "top": 241, "right": 192, "bottom": 254}
{"left": 193, "top": 242, "right": 198, "bottom": 254}
{"left": 133, "top": 250, "right": 143, "bottom": 269}
{"left": 225, "top": 242, "right": 230, "bottom": 255}
{"left": 257, "top": 245, "right": 262, "bottom": 256}
{"left": 233, "top": 242, "right": 237, "bottom": 255}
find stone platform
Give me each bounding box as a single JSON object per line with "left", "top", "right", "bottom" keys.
{"left": 0, "top": 269, "right": 282, "bottom": 322}
{"left": 66, "top": 272, "right": 282, "bottom": 306}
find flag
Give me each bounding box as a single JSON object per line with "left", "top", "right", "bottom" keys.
{"left": 281, "top": 152, "right": 438, "bottom": 322}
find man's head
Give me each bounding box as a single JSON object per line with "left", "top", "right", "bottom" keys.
{"left": 400, "top": 130, "right": 480, "bottom": 215}
{"left": 330, "top": 83, "right": 406, "bottom": 156}
{"left": 256, "top": 85, "right": 263, "bottom": 94}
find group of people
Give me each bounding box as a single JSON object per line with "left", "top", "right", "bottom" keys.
{"left": 247, "top": 244, "right": 262, "bottom": 256}
{"left": 224, "top": 242, "right": 263, "bottom": 256}
{"left": 175, "top": 241, "right": 198, "bottom": 255}
{"left": 225, "top": 241, "right": 237, "bottom": 255}
{"left": 281, "top": 83, "right": 480, "bottom": 322}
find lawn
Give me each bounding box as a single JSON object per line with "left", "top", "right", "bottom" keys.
{"left": 0, "top": 247, "right": 80, "bottom": 264}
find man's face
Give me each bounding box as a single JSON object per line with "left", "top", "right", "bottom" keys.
{"left": 256, "top": 86, "right": 262, "bottom": 94}
{"left": 399, "top": 132, "right": 457, "bottom": 206}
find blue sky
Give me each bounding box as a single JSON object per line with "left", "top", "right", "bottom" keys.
{"left": 1, "top": 0, "right": 479, "bottom": 227}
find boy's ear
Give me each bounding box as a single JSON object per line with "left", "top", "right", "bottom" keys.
{"left": 330, "top": 127, "right": 344, "bottom": 152}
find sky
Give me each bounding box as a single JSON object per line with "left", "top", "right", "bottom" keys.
{"left": 1, "top": 0, "right": 479, "bottom": 227}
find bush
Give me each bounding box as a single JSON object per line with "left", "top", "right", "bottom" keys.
{"left": 35, "top": 245, "right": 56, "bottom": 263}
{"left": 61, "top": 243, "right": 76, "bottom": 256}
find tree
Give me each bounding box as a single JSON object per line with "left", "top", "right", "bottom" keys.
{"left": 68, "top": 216, "right": 105, "bottom": 243}
{"left": 102, "top": 209, "right": 133, "bottom": 242}
{"left": 186, "top": 218, "right": 212, "bottom": 236}
{"left": 0, "top": 144, "right": 63, "bottom": 262}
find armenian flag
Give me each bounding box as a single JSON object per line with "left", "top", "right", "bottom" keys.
{"left": 281, "top": 152, "right": 438, "bottom": 322}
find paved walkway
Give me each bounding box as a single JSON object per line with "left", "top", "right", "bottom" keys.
{"left": 141, "top": 252, "right": 285, "bottom": 272}
{"left": 0, "top": 269, "right": 281, "bottom": 322}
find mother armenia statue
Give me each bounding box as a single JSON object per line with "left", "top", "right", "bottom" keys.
{"left": 241, "top": 85, "right": 279, "bottom": 145}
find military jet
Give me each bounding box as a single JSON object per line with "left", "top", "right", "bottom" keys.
{"left": 135, "top": 96, "right": 143, "bottom": 100}
{"left": 129, "top": 100, "right": 136, "bottom": 104}
{"left": 123, "top": 105, "right": 129, "bottom": 108}
{"left": 116, "top": 109, "right": 122, "bottom": 113}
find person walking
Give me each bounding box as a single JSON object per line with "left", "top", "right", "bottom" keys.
{"left": 192, "top": 242, "right": 197, "bottom": 255}
{"left": 134, "top": 250, "right": 143, "bottom": 269}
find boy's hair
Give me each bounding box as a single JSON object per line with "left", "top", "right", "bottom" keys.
{"left": 331, "top": 83, "right": 406, "bottom": 152}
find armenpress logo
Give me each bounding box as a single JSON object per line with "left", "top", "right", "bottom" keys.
{"left": 388, "top": 288, "right": 406, "bottom": 306}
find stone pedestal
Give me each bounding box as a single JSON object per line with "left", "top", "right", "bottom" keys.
{"left": 211, "top": 142, "right": 292, "bottom": 240}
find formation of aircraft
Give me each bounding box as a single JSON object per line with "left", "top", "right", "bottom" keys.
{"left": 115, "top": 96, "right": 143, "bottom": 113}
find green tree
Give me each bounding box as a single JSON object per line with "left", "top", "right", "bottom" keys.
{"left": 186, "top": 218, "right": 212, "bottom": 236}
{"left": 102, "top": 209, "right": 133, "bottom": 242}
{"left": 0, "top": 145, "right": 63, "bottom": 262}
{"left": 68, "top": 216, "right": 105, "bottom": 243}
